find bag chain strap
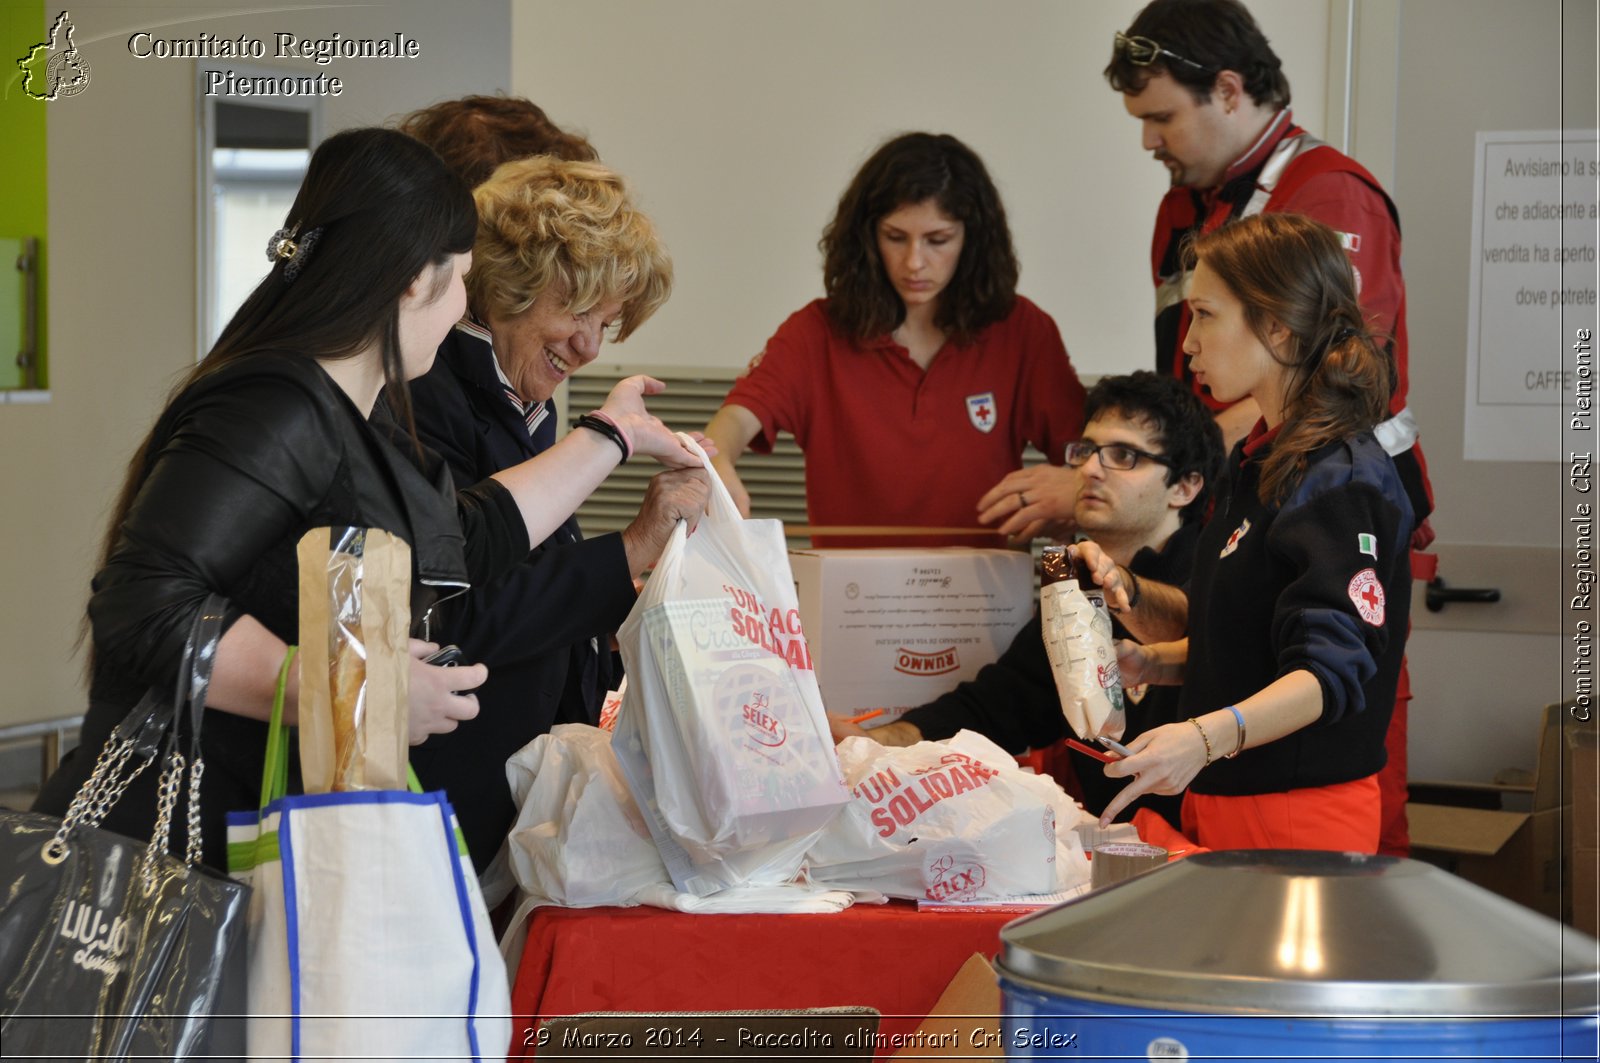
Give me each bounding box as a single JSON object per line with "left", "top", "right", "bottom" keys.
{"left": 184, "top": 758, "right": 206, "bottom": 868}
{"left": 141, "top": 749, "right": 186, "bottom": 894}
{"left": 43, "top": 733, "right": 149, "bottom": 864}
{"left": 40, "top": 595, "right": 225, "bottom": 870}
{"left": 84, "top": 739, "right": 152, "bottom": 830}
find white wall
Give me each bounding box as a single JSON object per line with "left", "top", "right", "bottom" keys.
{"left": 0, "top": 0, "right": 1333, "bottom": 741}
{"left": 511, "top": 0, "right": 1328, "bottom": 378}
{"left": 0, "top": 0, "right": 510, "bottom": 736}
{"left": 1379, "top": 0, "right": 1596, "bottom": 782}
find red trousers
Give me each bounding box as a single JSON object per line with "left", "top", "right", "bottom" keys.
{"left": 1182, "top": 774, "right": 1382, "bottom": 853}
{"left": 1379, "top": 658, "right": 1411, "bottom": 856}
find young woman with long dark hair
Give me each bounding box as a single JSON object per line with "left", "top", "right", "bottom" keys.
{"left": 34, "top": 128, "right": 698, "bottom": 868}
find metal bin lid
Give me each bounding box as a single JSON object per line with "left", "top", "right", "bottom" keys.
{"left": 998, "top": 851, "right": 1600, "bottom": 1015}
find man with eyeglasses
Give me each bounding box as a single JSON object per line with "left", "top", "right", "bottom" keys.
{"left": 836, "top": 373, "right": 1223, "bottom": 826}
{"left": 1099, "top": 0, "right": 1430, "bottom": 857}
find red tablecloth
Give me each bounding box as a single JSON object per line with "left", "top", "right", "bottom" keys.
{"left": 508, "top": 901, "right": 1017, "bottom": 1060}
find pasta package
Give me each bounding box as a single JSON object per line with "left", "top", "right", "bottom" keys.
{"left": 296, "top": 527, "right": 412, "bottom": 793}
{"left": 1039, "top": 545, "right": 1125, "bottom": 742}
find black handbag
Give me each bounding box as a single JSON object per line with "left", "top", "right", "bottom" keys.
{"left": 0, "top": 597, "right": 248, "bottom": 1061}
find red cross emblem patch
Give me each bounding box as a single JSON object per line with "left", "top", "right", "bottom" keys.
{"left": 1219, "top": 517, "right": 1251, "bottom": 558}
{"left": 966, "top": 392, "right": 996, "bottom": 433}
{"left": 1348, "top": 568, "right": 1386, "bottom": 626}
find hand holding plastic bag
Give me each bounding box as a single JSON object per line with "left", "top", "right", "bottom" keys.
{"left": 611, "top": 435, "right": 849, "bottom": 895}
{"left": 1040, "top": 545, "right": 1126, "bottom": 742}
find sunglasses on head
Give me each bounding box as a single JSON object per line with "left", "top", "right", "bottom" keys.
{"left": 1113, "top": 31, "right": 1216, "bottom": 74}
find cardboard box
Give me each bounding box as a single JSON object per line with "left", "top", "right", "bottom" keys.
{"left": 890, "top": 952, "right": 1001, "bottom": 1061}
{"left": 789, "top": 548, "right": 1033, "bottom": 724}
{"left": 1408, "top": 703, "right": 1571, "bottom": 920}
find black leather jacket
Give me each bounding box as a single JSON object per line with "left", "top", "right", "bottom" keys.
{"left": 36, "top": 352, "right": 528, "bottom": 868}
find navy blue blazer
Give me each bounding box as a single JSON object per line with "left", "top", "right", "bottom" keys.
{"left": 402, "top": 324, "right": 636, "bottom": 871}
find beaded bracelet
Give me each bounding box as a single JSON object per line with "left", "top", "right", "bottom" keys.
{"left": 1187, "top": 716, "right": 1215, "bottom": 765}
{"left": 1223, "top": 704, "right": 1246, "bottom": 759}
{"left": 575, "top": 412, "right": 631, "bottom": 462}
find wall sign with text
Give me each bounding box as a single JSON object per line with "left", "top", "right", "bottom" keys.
{"left": 1465, "top": 129, "right": 1598, "bottom": 462}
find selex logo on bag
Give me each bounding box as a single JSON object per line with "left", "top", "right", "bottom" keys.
{"left": 740, "top": 691, "right": 788, "bottom": 747}
{"left": 925, "top": 855, "right": 988, "bottom": 902}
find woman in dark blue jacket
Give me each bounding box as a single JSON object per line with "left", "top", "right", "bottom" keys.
{"left": 1082, "top": 213, "right": 1414, "bottom": 852}
{"left": 399, "top": 151, "right": 710, "bottom": 873}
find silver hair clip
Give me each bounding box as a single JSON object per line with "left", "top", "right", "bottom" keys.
{"left": 266, "top": 223, "right": 323, "bottom": 282}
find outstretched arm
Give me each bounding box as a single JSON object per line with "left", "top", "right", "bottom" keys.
{"left": 703, "top": 403, "right": 762, "bottom": 517}
{"left": 489, "top": 375, "right": 704, "bottom": 540}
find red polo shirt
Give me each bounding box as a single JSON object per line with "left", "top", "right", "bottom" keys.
{"left": 725, "top": 296, "right": 1085, "bottom": 547}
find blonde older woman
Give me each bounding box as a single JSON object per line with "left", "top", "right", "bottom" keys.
{"left": 404, "top": 155, "right": 710, "bottom": 872}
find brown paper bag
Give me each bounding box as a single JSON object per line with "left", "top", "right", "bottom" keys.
{"left": 296, "top": 527, "right": 412, "bottom": 793}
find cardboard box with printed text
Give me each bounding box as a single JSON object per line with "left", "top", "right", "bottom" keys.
{"left": 789, "top": 548, "right": 1033, "bottom": 725}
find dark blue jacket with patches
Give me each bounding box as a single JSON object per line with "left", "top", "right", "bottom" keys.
{"left": 1182, "top": 427, "right": 1414, "bottom": 796}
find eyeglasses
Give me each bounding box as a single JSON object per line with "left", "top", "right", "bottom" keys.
{"left": 1065, "top": 440, "right": 1176, "bottom": 471}
{"left": 1113, "top": 31, "right": 1216, "bottom": 74}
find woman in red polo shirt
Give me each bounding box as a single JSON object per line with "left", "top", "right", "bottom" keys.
{"left": 703, "top": 132, "right": 1085, "bottom": 547}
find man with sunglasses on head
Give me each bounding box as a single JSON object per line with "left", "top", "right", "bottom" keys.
{"left": 979, "top": 2, "right": 1429, "bottom": 537}
{"left": 1106, "top": 0, "right": 1426, "bottom": 472}
{"left": 1100, "top": 0, "right": 1431, "bottom": 857}
{"left": 835, "top": 373, "right": 1222, "bottom": 826}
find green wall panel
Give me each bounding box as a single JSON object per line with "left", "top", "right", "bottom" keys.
{"left": 2, "top": 0, "right": 50, "bottom": 390}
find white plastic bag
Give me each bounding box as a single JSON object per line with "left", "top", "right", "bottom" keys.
{"left": 504, "top": 724, "right": 669, "bottom": 908}
{"left": 612, "top": 436, "right": 850, "bottom": 895}
{"left": 1040, "top": 545, "right": 1126, "bottom": 741}
{"left": 806, "top": 731, "right": 1092, "bottom": 900}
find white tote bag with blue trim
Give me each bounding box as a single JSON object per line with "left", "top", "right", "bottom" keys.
{"left": 228, "top": 651, "right": 510, "bottom": 1062}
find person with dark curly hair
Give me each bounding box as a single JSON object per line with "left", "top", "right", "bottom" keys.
{"left": 834, "top": 372, "right": 1223, "bottom": 828}
{"left": 704, "top": 131, "right": 1085, "bottom": 547}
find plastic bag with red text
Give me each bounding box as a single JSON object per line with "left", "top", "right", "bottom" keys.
{"left": 805, "top": 730, "right": 1092, "bottom": 901}
{"left": 611, "top": 436, "right": 849, "bottom": 895}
